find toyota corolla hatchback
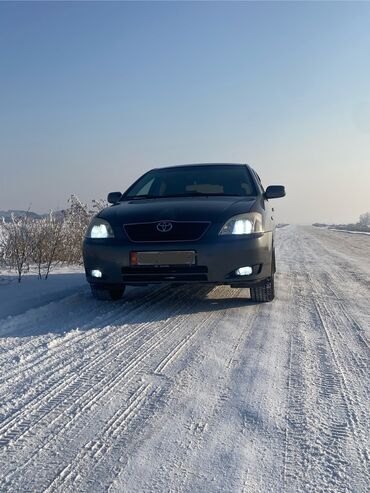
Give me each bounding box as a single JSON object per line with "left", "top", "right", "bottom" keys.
{"left": 83, "top": 163, "right": 285, "bottom": 302}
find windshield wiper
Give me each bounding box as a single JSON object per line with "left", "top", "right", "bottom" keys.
{"left": 159, "top": 193, "right": 250, "bottom": 198}
{"left": 154, "top": 192, "right": 212, "bottom": 198}
{"left": 123, "top": 193, "right": 202, "bottom": 200}
{"left": 123, "top": 192, "right": 249, "bottom": 200}
{"left": 123, "top": 194, "right": 155, "bottom": 200}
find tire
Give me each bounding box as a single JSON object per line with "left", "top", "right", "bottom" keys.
{"left": 250, "top": 275, "right": 275, "bottom": 302}
{"left": 90, "top": 285, "right": 125, "bottom": 301}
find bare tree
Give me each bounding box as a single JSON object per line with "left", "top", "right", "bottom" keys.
{"left": 43, "top": 212, "right": 65, "bottom": 278}
{"left": 0, "top": 218, "right": 8, "bottom": 270}
{"left": 30, "top": 217, "right": 48, "bottom": 279}
{"left": 359, "top": 212, "right": 370, "bottom": 227}
{"left": 30, "top": 212, "right": 66, "bottom": 279}
{"left": 2, "top": 212, "right": 34, "bottom": 282}
{"left": 62, "top": 195, "right": 91, "bottom": 264}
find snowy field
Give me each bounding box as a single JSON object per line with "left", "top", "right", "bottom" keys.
{"left": 0, "top": 226, "right": 369, "bottom": 492}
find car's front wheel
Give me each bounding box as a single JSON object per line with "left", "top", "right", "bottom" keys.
{"left": 90, "top": 285, "right": 125, "bottom": 301}
{"left": 250, "top": 275, "right": 275, "bottom": 302}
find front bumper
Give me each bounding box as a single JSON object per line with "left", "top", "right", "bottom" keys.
{"left": 83, "top": 232, "right": 273, "bottom": 288}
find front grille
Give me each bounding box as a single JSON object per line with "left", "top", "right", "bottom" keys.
{"left": 122, "top": 265, "right": 208, "bottom": 282}
{"left": 124, "top": 221, "right": 210, "bottom": 242}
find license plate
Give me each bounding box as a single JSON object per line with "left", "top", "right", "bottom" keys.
{"left": 133, "top": 251, "right": 196, "bottom": 266}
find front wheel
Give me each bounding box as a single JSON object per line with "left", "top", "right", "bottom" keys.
{"left": 90, "top": 285, "right": 125, "bottom": 301}
{"left": 250, "top": 275, "right": 275, "bottom": 302}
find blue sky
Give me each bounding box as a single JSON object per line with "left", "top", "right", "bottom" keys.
{"left": 1, "top": 1, "right": 370, "bottom": 223}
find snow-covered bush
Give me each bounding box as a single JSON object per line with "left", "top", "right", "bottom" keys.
{"left": 0, "top": 213, "right": 35, "bottom": 282}
{"left": 61, "top": 195, "right": 91, "bottom": 264}
{"left": 0, "top": 219, "right": 8, "bottom": 269}
{"left": 60, "top": 195, "right": 107, "bottom": 264}
{"left": 0, "top": 195, "right": 107, "bottom": 280}
{"left": 30, "top": 212, "right": 65, "bottom": 278}
{"left": 57, "top": 195, "right": 108, "bottom": 264}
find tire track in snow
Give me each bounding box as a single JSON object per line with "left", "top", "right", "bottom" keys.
{"left": 283, "top": 230, "right": 369, "bottom": 493}
{"left": 283, "top": 303, "right": 354, "bottom": 491}
{"left": 0, "top": 285, "right": 173, "bottom": 385}
{"left": 0, "top": 283, "right": 184, "bottom": 377}
{"left": 0, "top": 288, "right": 229, "bottom": 491}
{"left": 41, "top": 302, "right": 228, "bottom": 493}
{"left": 300, "top": 229, "right": 369, "bottom": 471}
{"left": 0, "top": 285, "right": 194, "bottom": 448}
{"left": 153, "top": 311, "right": 216, "bottom": 374}
{"left": 1, "top": 309, "right": 187, "bottom": 448}
{"left": 111, "top": 299, "right": 262, "bottom": 493}
{"left": 43, "top": 383, "right": 163, "bottom": 493}
{"left": 314, "top": 299, "right": 369, "bottom": 473}
{"left": 0, "top": 284, "right": 203, "bottom": 421}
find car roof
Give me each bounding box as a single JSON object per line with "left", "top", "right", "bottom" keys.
{"left": 153, "top": 163, "right": 252, "bottom": 171}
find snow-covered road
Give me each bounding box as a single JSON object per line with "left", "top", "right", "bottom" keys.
{"left": 0, "top": 226, "right": 369, "bottom": 492}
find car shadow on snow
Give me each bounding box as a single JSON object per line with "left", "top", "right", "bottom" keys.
{"left": 85, "top": 284, "right": 261, "bottom": 330}
{"left": 0, "top": 282, "right": 260, "bottom": 338}
{"left": 97, "top": 283, "right": 260, "bottom": 322}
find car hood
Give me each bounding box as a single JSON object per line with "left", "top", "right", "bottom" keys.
{"left": 98, "top": 196, "right": 257, "bottom": 225}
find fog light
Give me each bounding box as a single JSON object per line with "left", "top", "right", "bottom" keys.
{"left": 91, "top": 269, "right": 102, "bottom": 278}
{"left": 235, "top": 266, "right": 252, "bottom": 276}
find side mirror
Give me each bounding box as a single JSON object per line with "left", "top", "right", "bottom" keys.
{"left": 107, "top": 192, "right": 122, "bottom": 204}
{"left": 265, "top": 185, "right": 286, "bottom": 199}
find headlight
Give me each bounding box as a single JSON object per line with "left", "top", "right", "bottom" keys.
{"left": 219, "top": 213, "right": 263, "bottom": 235}
{"left": 86, "top": 218, "right": 114, "bottom": 239}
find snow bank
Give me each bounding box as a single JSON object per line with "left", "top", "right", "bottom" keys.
{"left": 0, "top": 266, "right": 85, "bottom": 319}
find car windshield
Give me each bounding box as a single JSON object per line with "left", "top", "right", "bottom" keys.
{"left": 123, "top": 165, "right": 257, "bottom": 199}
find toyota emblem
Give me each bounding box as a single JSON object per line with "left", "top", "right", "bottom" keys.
{"left": 156, "top": 221, "right": 173, "bottom": 233}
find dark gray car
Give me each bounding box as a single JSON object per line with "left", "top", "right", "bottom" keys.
{"left": 83, "top": 163, "right": 285, "bottom": 302}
